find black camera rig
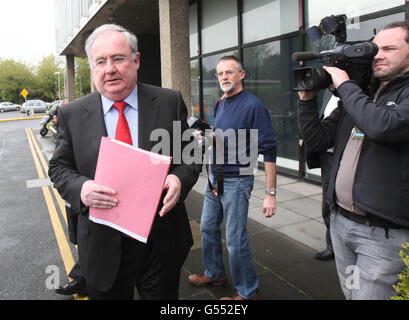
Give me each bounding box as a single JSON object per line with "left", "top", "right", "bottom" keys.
{"left": 292, "top": 14, "right": 378, "bottom": 93}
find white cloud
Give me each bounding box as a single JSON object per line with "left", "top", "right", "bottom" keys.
{"left": 0, "top": 0, "right": 56, "bottom": 65}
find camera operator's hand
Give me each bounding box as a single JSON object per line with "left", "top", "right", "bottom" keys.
{"left": 298, "top": 90, "right": 319, "bottom": 101}
{"left": 323, "top": 66, "right": 350, "bottom": 89}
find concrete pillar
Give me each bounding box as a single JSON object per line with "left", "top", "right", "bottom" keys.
{"left": 66, "top": 55, "right": 76, "bottom": 102}
{"left": 159, "top": 0, "right": 191, "bottom": 115}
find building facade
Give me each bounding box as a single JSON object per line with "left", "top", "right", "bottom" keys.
{"left": 55, "top": 0, "right": 408, "bottom": 181}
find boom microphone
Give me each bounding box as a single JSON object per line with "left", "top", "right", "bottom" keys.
{"left": 291, "top": 51, "right": 319, "bottom": 62}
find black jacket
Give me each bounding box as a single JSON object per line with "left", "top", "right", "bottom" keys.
{"left": 305, "top": 89, "right": 335, "bottom": 170}
{"left": 298, "top": 73, "right": 409, "bottom": 228}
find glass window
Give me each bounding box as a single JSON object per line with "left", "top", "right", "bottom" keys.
{"left": 189, "top": 3, "right": 198, "bottom": 57}
{"left": 202, "top": 51, "right": 237, "bottom": 125}
{"left": 306, "top": 0, "right": 404, "bottom": 27}
{"left": 347, "top": 12, "right": 405, "bottom": 41}
{"left": 201, "top": 0, "right": 238, "bottom": 54}
{"left": 242, "top": 0, "right": 299, "bottom": 43}
{"left": 190, "top": 59, "right": 200, "bottom": 118}
{"left": 242, "top": 37, "right": 301, "bottom": 161}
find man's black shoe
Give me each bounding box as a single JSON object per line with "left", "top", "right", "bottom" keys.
{"left": 54, "top": 279, "right": 88, "bottom": 296}
{"left": 314, "top": 249, "right": 335, "bottom": 261}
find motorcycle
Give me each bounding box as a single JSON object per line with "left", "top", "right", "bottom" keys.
{"left": 40, "top": 103, "right": 60, "bottom": 138}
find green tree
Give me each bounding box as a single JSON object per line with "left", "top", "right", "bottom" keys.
{"left": 75, "top": 57, "right": 91, "bottom": 97}
{"left": 0, "top": 55, "right": 91, "bottom": 104}
{"left": 0, "top": 59, "right": 35, "bottom": 104}
{"left": 35, "top": 55, "right": 64, "bottom": 101}
{"left": 391, "top": 243, "right": 409, "bottom": 300}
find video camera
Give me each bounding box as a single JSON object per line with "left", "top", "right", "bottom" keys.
{"left": 292, "top": 14, "right": 378, "bottom": 92}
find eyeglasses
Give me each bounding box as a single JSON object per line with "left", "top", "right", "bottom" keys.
{"left": 93, "top": 54, "right": 130, "bottom": 70}
{"left": 215, "top": 70, "right": 236, "bottom": 78}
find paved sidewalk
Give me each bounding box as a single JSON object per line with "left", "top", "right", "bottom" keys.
{"left": 180, "top": 168, "right": 344, "bottom": 300}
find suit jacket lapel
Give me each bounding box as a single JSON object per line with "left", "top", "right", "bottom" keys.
{"left": 83, "top": 92, "right": 107, "bottom": 156}
{"left": 137, "top": 83, "right": 160, "bottom": 151}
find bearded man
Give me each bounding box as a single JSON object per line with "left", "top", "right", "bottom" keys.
{"left": 188, "top": 55, "right": 278, "bottom": 300}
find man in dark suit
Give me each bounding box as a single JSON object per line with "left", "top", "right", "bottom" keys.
{"left": 306, "top": 89, "right": 337, "bottom": 261}
{"left": 48, "top": 24, "right": 201, "bottom": 299}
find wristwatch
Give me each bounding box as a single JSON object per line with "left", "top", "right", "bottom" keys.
{"left": 265, "top": 189, "right": 276, "bottom": 196}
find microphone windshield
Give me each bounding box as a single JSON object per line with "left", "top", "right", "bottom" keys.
{"left": 291, "top": 51, "right": 319, "bottom": 61}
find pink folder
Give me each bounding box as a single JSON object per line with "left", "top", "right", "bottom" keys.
{"left": 89, "top": 137, "right": 172, "bottom": 243}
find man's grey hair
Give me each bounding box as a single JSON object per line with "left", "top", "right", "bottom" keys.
{"left": 85, "top": 24, "right": 138, "bottom": 67}
{"left": 217, "top": 55, "right": 244, "bottom": 72}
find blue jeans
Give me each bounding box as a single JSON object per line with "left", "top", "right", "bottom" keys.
{"left": 330, "top": 212, "right": 409, "bottom": 300}
{"left": 201, "top": 174, "right": 258, "bottom": 299}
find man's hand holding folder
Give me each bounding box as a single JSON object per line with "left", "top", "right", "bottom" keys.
{"left": 80, "top": 180, "right": 118, "bottom": 209}
{"left": 81, "top": 175, "right": 181, "bottom": 217}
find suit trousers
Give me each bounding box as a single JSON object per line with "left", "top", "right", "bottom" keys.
{"left": 86, "top": 235, "right": 180, "bottom": 300}
{"left": 68, "top": 262, "right": 83, "bottom": 282}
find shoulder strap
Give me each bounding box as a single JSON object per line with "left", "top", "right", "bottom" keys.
{"left": 214, "top": 94, "right": 225, "bottom": 116}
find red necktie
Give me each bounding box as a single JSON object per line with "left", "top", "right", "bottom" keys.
{"left": 113, "top": 101, "right": 133, "bottom": 145}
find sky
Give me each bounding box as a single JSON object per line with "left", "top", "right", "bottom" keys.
{"left": 0, "top": 0, "right": 56, "bottom": 65}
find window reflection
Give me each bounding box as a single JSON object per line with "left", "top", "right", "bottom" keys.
{"left": 201, "top": 0, "right": 238, "bottom": 54}
{"left": 243, "top": 38, "right": 300, "bottom": 161}
{"left": 242, "top": 0, "right": 299, "bottom": 43}
{"left": 306, "top": 0, "right": 404, "bottom": 27}
{"left": 189, "top": 3, "right": 198, "bottom": 57}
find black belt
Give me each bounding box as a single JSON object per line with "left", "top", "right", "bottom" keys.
{"left": 338, "top": 207, "right": 366, "bottom": 225}
{"left": 338, "top": 207, "right": 401, "bottom": 229}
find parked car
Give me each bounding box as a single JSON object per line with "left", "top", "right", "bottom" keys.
{"left": 0, "top": 102, "right": 20, "bottom": 112}
{"left": 21, "top": 100, "right": 49, "bottom": 115}
{"left": 47, "top": 100, "right": 63, "bottom": 111}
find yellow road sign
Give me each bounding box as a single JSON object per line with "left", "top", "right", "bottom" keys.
{"left": 21, "top": 88, "right": 28, "bottom": 98}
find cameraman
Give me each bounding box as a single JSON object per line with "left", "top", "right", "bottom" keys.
{"left": 297, "top": 21, "right": 409, "bottom": 300}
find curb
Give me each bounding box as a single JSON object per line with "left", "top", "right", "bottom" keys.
{"left": 0, "top": 116, "right": 43, "bottom": 122}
